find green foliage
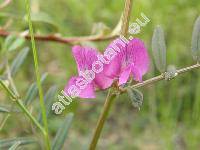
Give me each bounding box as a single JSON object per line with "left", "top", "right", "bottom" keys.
{"left": 0, "top": 137, "right": 37, "bottom": 149}
{"left": 127, "top": 88, "right": 143, "bottom": 110}
{"left": 10, "top": 47, "right": 29, "bottom": 76}
{"left": 24, "top": 11, "right": 58, "bottom": 31}
{"left": 152, "top": 26, "right": 167, "bottom": 73}
{"left": 2, "top": 35, "right": 25, "bottom": 53}
{"left": 0, "top": 106, "right": 10, "bottom": 113}
{"left": 52, "top": 113, "right": 74, "bottom": 150}
{"left": 0, "top": 0, "right": 200, "bottom": 149}
{"left": 191, "top": 16, "right": 200, "bottom": 62}
{"left": 8, "top": 141, "right": 21, "bottom": 150}
{"left": 24, "top": 73, "right": 48, "bottom": 105}
{"left": 37, "top": 85, "right": 58, "bottom": 124}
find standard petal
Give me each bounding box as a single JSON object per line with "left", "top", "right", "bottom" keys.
{"left": 103, "top": 38, "right": 125, "bottom": 78}
{"left": 119, "top": 65, "right": 132, "bottom": 85}
{"left": 127, "top": 38, "right": 150, "bottom": 75}
{"left": 72, "top": 45, "right": 98, "bottom": 74}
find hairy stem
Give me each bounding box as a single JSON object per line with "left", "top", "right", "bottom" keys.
{"left": 125, "top": 63, "right": 200, "bottom": 90}
{"left": 89, "top": 0, "right": 133, "bottom": 149}
{"left": 25, "top": 0, "right": 50, "bottom": 149}
{"left": 89, "top": 90, "right": 117, "bottom": 150}
{"left": 121, "top": 0, "right": 133, "bottom": 36}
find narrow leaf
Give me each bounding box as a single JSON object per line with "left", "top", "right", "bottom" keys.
{"left": 152, "top": 26, "right": 167, "bottom": 73}
{"left": 52, "top": 113, "right": 74, "bottom": 150}
{"left": 10, "top": 47, "right": 30, "bottom": 76}
{"left": 24, "top": 73, "right": 48, "bottom": 105}
{"left": 0, "top": 137, "right": 37, "bottom": 149}
{"left": 0, "top": 105, "right": 19, "bottom": 113}
{"left": 37, "top": 85, "right": 58, "bottom": 123}
{"left": 8, "top": 37, "right": 25, "bottom": 52}
{"left": 3, "top": 35, "right": 25, "bottom": 52}
{"left": 8, "top": 141, "right": 21, "bottom": 150}
{"left": 191, "top": 16, "right": 200, "bottom": 62}
{"left": 0, "top": 114, "right": 10, "bottom": 131}
{"left": 0, "top": 106, "right": 10, "bottom": 113}
{"left": 24, "top": 12, "right": 58, "bottom": 30}
{"left": 127, "top": 88, "right": 143, "bottom": 110}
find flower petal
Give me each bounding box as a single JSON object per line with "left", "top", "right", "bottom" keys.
{"left": 79, "top": 82, "right": 96, "bottom": 99}
{"left": 72, "top": 45, "right": 98, "bottom": 74}
{"left": 119, "top": 65, "right": 132, "bottom": 85}
{"left": 94, "top": 72, "right": 114, "bottom": 89}
{"left": 104, "top": 56, "right": 121, "bottom": 78}
{"left": 64, "top": 76, "right": 95, "bottom": 99}
{"left": 131, "top": 66, "right": 143, "bottom": 82}
{"left": 103, "top": 38, "right": 125, "bottom": 78}
{"left": 127, "top": 38, "right": 150, "bottom": 76}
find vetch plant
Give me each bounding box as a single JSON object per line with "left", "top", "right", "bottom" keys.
{"left": 52, "top": 37, "right": 149, "bottom": 114}
{"left": 55, "top": 38, "right": 148, "bottom": 105}
{"left": 0, "top": 0, "right": 200, "bottom": 149}
{"left": 52, "top": 12, "right": 151, "bottom": 114}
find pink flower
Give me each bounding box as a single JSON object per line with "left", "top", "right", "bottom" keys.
{"left": 104, "top": 38, "right": 150, "bottom": 85}
{"left": 64, "top": 38, "right": 150, "bottom": 99}
{"left": 64, "top": 46, "right": 113, "bottom": 99}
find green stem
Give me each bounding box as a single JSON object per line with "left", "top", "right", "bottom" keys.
{"left": 0, "top": 80, "right": 45, "bottom": 134}
{"left": 89, "top": 0, "right": 133, "bottom": 149}
{"left": 89, "top": 90, "right": 117, "bottom": 150}
{"left": 25, "top": 0, "right": 50, "bottom": 149}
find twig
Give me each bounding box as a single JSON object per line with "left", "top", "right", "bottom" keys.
{"left": 120, "top": 0, "right": 133, "bottom": 36}
{"left": 0, "top": 29, "right": 117, "bottom": 45}
{"left": 120, "top": 63, "right": 200, "bottom": 91}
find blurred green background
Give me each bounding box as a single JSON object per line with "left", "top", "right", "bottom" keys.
{"left": 0, "top": 0, "right": 200, "bottom": 149}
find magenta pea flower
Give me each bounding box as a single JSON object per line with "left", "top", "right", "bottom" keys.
{"left": 104, "top": 38, "right": 150, "bottom": 85}
{"left": 64, "top": 46, "right": 113, "bottom": 99}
